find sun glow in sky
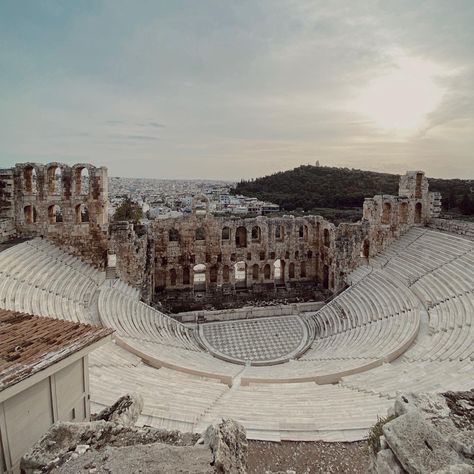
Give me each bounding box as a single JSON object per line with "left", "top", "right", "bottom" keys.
{"left": 0, "top": 1, "right": 473, "bottom": 178}
{"left": 353, "top": 54, "right": 446, "bottom": 133}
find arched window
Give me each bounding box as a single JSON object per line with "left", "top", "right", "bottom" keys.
{"left": 75, "top": 167, "right": 89, "bottom": 195}
{"left": 47, "top": 166, "right": 62, "bottom": 195}
{"left": 415, "top": 202, "right": 422, "bottom": 224}
{"left": 289, "top": 262, "right": 295, "bottom": 279}
{"left": 300, "top": 261, "right": 306, "bottom": 278}
{"left": 298, "top": 225, "right": 308, "bottom": 240}
{"left": 400, "top": 202, "right": 408, "bottom": 224}
{"left": 235, "top": 226, "right": 247, "bottom": 248}
{"left": 170, "top": 268, "right": 177, "bottom": 286}
{"left": 221, "top": 226, "right": 230, "bottom": 241}
{"left": 274, "top": 259, "right": 285, "bottom": 283}
{"left": 263, "top": 264, "right": 271, "bottom": 280}
{"left": 234, "top": 261, "right": 247, "bottom": 287}
{"left": 24, "top": 205, "right": 36, "bottom": 224}
{"left": 169, "top": 229, "right": 180, "bottom": 242}
{"left": 251, "top": 226, "right": 261, "bottom": 242}
{"left": 252, "top": 263, "right": 259, "bottom": 280}
{"left": 193, "top": 264, "right": 206, "bottom": 288}
{"left": 48, "top": 205, "right": 63, "bottom": 224}
{"left": 259, "top": 251, "right": 265, "bottom": 260}
{"left": 222, "top": 265, "right": 230, "bottom": 283}
{"left": 382, "top": 202, "right": 392, "bottom": 225}
{"left": 24, "top": 166, "right": 37, "bottom": 193}
{"left": 75, "top": 204, "right": 89, "bottom": 224}
{"left": 294, "top": 251, "right": 299, "bottom": 259}
{"left": 307, "top": 250, "right": 313, "bottom": 259}
{"left": 275, "top": 225, "right": 284, "bottom": 240}
{"left": 323, "top": 229, "right": 330, "bottom": 247}
{"left": 195, "top": 227, "right": 205, "bottom": 241}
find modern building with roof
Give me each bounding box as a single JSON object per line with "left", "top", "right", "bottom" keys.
{"left": 0, "top": 310, "right": 112, "bottom": 473}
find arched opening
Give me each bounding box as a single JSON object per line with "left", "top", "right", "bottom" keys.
{"left": 47, "top": 166, "right": 62, "bottom": 195}
{"left": 75, "top": 167, "right": 89, "bottom": 195}
{"left": 289, "top": 262, "right": 295, "bottom": 279}
{"left": 183, "top": 267, "right": 190, "bottom": 285}
{"left": 24, "top": 166, "right": 37, "bottom": 193}
{"left": 400, "top": 202, "right": 408, "bottom": 224}
{"left": 193, "top": 264, "right": 206, "bottom": 289}
{"left": 323, "top": 264, "right": 329, "bottom": 289}
{"left": 298, "top": 224, "right": 308, "bottom": 240}
{"left": 234, "top": 261, "right": 247, "bottom": 288}
{"left": 168, "top": 229, "right": 180, "bottom": 242}
{"left": 273, "top": 259, "right": 285, "bottom": 283}
{"left": 382, "top": 202, "right": 391, "bottom": 225}
{"left": 252, "top": 263, "right": 259, "bottom": 281}
{"left": 222, "top": 265, "right": 230, "bottom": 283}
{"left": 195, "top": 227, "right": 205, "bottom": 241}
{"left": 169, "top": 268, "right": 177, "bottom": 286}
{"left": 48, "top": 205, "right": 63, "bottom": 224}
{"left": 263, "top": 264, "right": 271, "bottom": 280}
{"left": 24, "top": 205, "right": 36, "bottom": 224}
{"left": 251, "top": 226, "right": 261, "bottom": 242}
{"left": 221, "top": 226, "right": 230, "bottom": 241}
{"left": 362, "top": 239, "right": 370, "bottom": 259}
{"left": 275, "top": 225, "right": 284, "bottom": 241}
{"left": 235, "top": 226, "right": 247, "bottom": 248}
{"left": 295, "top": 251, "right": 299, "bottom": 259}
{"left": 75, "top": 204, "right": 89, "bottom": 224}
{"left": 415, "top": 202, "right": 423, "bottom": 224}
{"left": 415, "top": 172, "right": 423, "bottom": 199}
{"left": 323, "top": 229, "right": 330, "bottom": 247}
{"left": 210, "top": 265, "right": 218, "bottom": 283}
{"left": 300, "top": 261, "right": 307, "bottom": 278}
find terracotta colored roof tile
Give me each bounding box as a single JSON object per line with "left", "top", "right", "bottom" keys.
{"left": 0, "top": 309, "right": 113, "bottom": 392}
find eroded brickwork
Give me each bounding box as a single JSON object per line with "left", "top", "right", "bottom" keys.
{"left": 110, "top": 171, "right": 439, "bottom": 310}
{"left": 0, "top": 163, "right": 109, "bottom": 267}
{"left": 1, "top": 164, "right": 440, "bottom": 308}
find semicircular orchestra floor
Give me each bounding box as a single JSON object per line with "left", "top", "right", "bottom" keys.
{"left": 198, "top": 316, "right": 309, "bottom": 365}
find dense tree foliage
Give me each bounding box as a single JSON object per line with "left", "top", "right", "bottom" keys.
{"left": 234, "top": 165, "right": 474, "bottom": 217}
{"left": 112, "top": 197, "right": 143, "bottom": 223}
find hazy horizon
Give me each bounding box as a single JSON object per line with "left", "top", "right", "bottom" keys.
{"left": 1, "top": 1, "right": 473, "bottom": 180}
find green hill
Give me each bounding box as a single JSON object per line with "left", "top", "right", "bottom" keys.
{"left": 234, "top": 165, "right": 474, "bottom": 220}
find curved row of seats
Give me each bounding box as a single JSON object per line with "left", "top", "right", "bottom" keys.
{"left": 341, "top": 227, "right": 474, "bottom": 400}
{"left": 0, "top": 238, "right": 105, "bottom": 323}
{"left": 1, "top": 227, "right": 473, "bottom": 442}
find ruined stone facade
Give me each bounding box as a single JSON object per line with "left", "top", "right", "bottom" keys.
{"left": 1, "top": 164, "right": 440, "bottom": 307}
{"left": 110, "top": 171, "right": 440, "bottom": 310}
{"left": 0, "top": 163, "right": 109, "bottom": 267}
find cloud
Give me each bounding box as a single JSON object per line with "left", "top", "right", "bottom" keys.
{"left": 0, "top": 0, "right": 472, "bottom": 179}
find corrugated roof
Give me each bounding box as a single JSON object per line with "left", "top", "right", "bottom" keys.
{"left": 0, "top": 310, "right": 113, "bottom": 392}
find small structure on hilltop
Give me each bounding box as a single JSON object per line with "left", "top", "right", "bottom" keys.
{"left": 0, "top": 310, "right": 112, "bottom": 472}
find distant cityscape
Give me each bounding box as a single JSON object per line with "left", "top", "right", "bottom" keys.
{"left": 108, "top": 176, "right": 280, "bottom": 220}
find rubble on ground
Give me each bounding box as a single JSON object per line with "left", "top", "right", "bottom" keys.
{"left": 370, "top": 389, "right": 474, "bottom": 474}
{"left": 21, "top": 394, "right": 248, "bottom": 474}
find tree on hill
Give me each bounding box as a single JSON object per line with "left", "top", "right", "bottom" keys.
{"left": 459, "top": 193, "right": 474, "bottom": 215}
{"left": 113, "top": 197, "right": 142, "bottom": 223}
{"left": 234, "top": 165, "right": 474, "bottom": 218}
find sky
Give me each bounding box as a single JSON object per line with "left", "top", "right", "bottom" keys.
{"left": 0, "top": 0, "right": 473, "bottom": 180}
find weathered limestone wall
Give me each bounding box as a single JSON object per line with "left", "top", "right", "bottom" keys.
{"left": 109, "top": 171, "right": 439, "bottom": 309}
{"left": 0, "top": 163, "right": 109, "bottom": 268}
{"left": 371, "top": 391, "right": 474, "bottom": 473}
{"left": 429, "top": 218, "right": 474, "bottom": 240}
{"left": 0, "top": 219, "right": 15, "bottom": 243}
{"left": 176, "top": 301, "right": 325, "bottom": 323}
{"left": 109, "top": 221, "right": 155, "bottom": 303}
